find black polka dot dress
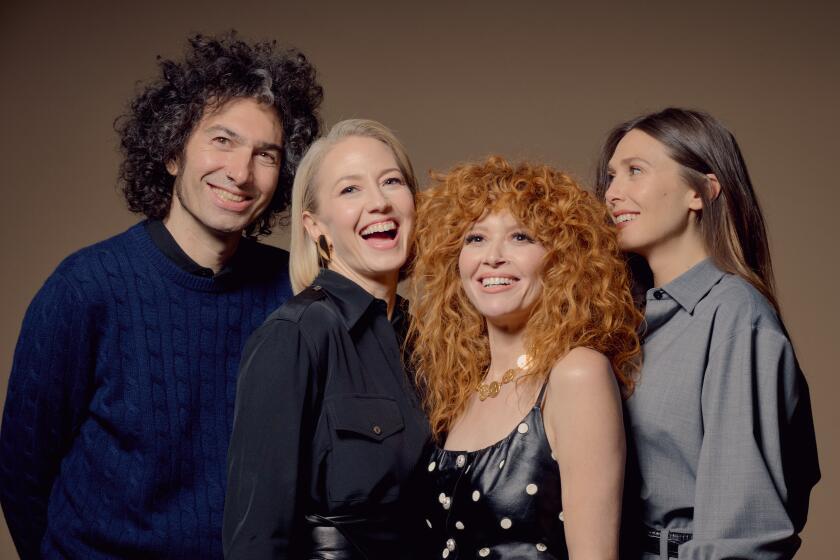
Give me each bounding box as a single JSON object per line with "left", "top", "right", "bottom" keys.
{"left": 421, "top": 387, "right": 567, "bottom": 559}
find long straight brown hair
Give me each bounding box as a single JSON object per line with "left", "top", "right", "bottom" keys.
{"left": 594, "top": 107, "right": 780, "bottom": 315}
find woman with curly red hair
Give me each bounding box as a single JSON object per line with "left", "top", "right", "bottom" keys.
{"left": 409, "top": 156, "right": 641, "bottom": 559}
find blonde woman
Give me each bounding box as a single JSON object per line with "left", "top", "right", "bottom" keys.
{"left": 223, "top": 120, "right": 428, "bottom": 559}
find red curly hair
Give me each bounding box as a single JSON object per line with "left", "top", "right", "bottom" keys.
{"left": 408, "top": 156, "right": 642, "bottom": 440}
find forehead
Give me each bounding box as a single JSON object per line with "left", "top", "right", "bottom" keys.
{"left": 197, "top": 97, "right": 283, "bottom": 142}
{"left": 317, "top": 136, "right": 399, "bottom": 180}
{"left": 471, "top": 208, "right": 523, "bottom": 229}
{"left": 609, "top": 129, "right": 670, "bottom": 165}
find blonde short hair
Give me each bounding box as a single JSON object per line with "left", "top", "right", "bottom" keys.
{"left": 289, "top": 119, "right": 418, "bottom": 293}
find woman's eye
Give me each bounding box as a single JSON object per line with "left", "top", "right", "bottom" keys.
{"left": 512, "top": 232, "right": 534, "bottom": 243}
{"left": 606, "top": 172, "right": 615, "bottom": 184}
{"left": 464, "top": 233, "right": 483, "bottom": 244}
{"left": 383, "top": 176, "right": 405, "bottom": 186}
{"left": 340, "top": 185, "right": 359, "bottom": 195}
{"left": 629, "top": 166, "right": 642, "bottom": 176}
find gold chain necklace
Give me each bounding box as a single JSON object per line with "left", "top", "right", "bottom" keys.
{"left": 476, "top": 354, "right": 531, "bottom": 401}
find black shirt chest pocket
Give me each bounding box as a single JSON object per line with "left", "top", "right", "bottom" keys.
{"left": 325, "top": 394, "right": 406, "bottom": 506}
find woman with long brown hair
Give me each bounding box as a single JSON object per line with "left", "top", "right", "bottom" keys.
{"left": 409, "top": 156, "right": 641, "bottom": 559}
{"left": 596, "top": 108, "right": 819, "bottom": 559}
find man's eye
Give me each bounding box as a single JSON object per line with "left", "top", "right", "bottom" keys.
{"left": 213, "top": 136, "right": 231, "bottom": 145}
{"left": 258, "top": 151, "right": 278, "bottom": 164}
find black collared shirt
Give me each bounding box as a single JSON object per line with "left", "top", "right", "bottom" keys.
{"left": 144, "top": 219, "right": 236, "bottom": 281}
{"left": 223, "top": 269, "right": 429, "bottom": 559}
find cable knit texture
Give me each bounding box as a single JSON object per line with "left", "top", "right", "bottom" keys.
{"left": 0, "top": 222, "right": 292, "bottom": 559}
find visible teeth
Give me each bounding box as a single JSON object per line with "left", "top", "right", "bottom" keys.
{"left": 482, "top": 277, "right": 514, "bottom": 288}
{"left": 213, "top": 187, "right": 245, "bottom": 202}
{"left": 615, "top": 214, "right": 638, "bottom": 224}
{"left": 360, "top": 221, "right": 397, "bottom": 236}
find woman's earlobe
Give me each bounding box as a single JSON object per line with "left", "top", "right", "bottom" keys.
{"left": 165, "top": 159, "right": 179, "bottom": 176}
{"left": 302, "top": 211, "right": 321, "bottom": 242}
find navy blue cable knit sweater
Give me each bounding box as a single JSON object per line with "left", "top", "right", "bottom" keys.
{"left": 0, "top": 222, "right": 292, "bottom": 559}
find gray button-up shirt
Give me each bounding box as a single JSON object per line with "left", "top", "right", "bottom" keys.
{"left": 626, "top": 259, "right": 819, "bottom": 559}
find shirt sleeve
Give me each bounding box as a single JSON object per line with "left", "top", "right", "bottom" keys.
{"left": 680, "top": 324, "right": 820, "bottom": 560}
{"left": 223, "top": 318, "right": 319, "bottom": 559}
{"left": 0, "top": 273, "right": 95, "bottom": 560}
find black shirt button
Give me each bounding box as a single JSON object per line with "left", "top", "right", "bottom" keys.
{"left": 372, "top": 425, "right": 382, "bottom": 435}
{"left": 653, "top": 289, "right": 664, "bottom": 300}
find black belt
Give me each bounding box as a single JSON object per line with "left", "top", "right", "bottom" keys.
{"left": 642, "top": 527, "right": 692, "bottom": 558}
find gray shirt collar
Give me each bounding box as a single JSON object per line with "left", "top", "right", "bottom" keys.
{"left": 647, "top": 258, "right": 726, "bottom": 314}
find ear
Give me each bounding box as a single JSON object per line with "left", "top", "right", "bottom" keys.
{"left": 302, "top": 211, "right": 325, "bottom": 243}
{"left": 688, "top": 173, "right": 722, "bottom": 212}
{"left": 165, "top": 159, "right": 179, "bottom": 177}
{"left": 705, "top": 173, "right": 722, "bottom": 201}
{"left": 687, "top": 188, "right": 704, "bottom": 212}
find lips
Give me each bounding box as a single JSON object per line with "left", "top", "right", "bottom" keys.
{"left": 359, "top": 219, "right": 400, "bottom": 249}
{"left": 612, "top": 211, "right": 639, "bottom": 227}
{"left": 208, "top": 183, "right": 254, "bottom": 212}
{"left": 479, "top": 275, "right": 519, "bottom": 291}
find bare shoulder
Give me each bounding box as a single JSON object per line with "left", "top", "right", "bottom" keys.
{"left": 550, "top": 347, "right": 614, "bottom": 385}
{"left": 545, "top": 347, "right": 619, "bottom": 403}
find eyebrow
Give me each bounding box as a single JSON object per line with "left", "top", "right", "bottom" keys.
{"left": 206, "top": 125, "right": 282, "bottom": 152}
{"left": 333, "top": 168, "right": 404, "bottom": 184}
{"left": 618, "top": 156, "right": 652, "bottom": 166}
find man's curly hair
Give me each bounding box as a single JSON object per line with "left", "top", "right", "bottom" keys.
{"left": 408, "top": 156, "right": 642, "bottom": 440}
{"left": 115, "top": 32, "right": 323, "bottom": 237}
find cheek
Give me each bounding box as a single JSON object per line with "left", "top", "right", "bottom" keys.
{"left": 457, "top": 250, "right": 474, "bottom": 284}
{"left": 255, "top": 168, "right": 280, "bottom": 197}
{"left": 396, "top": 190, "right": 416, "bottom": 217}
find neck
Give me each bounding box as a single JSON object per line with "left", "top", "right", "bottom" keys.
{"left": 163, "top": 213, "right": 241, "bottom": 275}
{"left": 485, "top": 322, "right": 528, "bottom": 380}
{"left": 329, "top": 263, "right": 398, "bottom": 318}
{"left": 644, "top": 228, "right": 709, "bottom": 287}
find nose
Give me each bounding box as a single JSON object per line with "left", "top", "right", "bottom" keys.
{"left": 225, "top": 149, "right": 253, "bottom": 186}
{"left": 604, "top": 175, "right": 624, "bottom": 207}
{"left": 482, "top": 239, "right": 506, "bottom": 267}
{"left": 365, "top": 184, "right": 392, "bottom": 212}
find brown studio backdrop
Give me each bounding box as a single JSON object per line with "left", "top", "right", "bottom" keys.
{"left": 1, "top": 1, "right": 837, "bottom": 557}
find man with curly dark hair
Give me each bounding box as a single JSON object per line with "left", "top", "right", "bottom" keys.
{"left": 0, "top": 32, "right": 323, "bottom": 559}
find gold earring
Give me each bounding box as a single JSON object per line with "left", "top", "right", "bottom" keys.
{"left": 317, "top": 235, "right": 331, "bottom": 267}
